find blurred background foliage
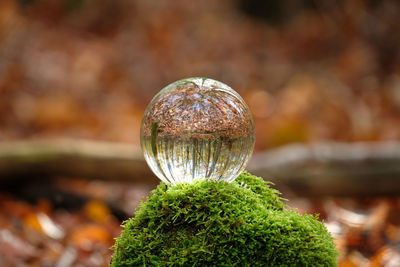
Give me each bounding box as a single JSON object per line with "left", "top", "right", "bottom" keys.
{"left": 1, "top": 0, "right": 400, "bottom": 149}
{"left": 1, "top": 0, "right": 400, "bottom": 266}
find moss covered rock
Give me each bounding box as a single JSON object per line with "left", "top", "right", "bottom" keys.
{"left": 112, "top": 172, "right": 338, "bottom": 266}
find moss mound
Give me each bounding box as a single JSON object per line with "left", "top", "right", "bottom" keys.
{"left": 112, "top": 172, "right": 338, "bottom": 266}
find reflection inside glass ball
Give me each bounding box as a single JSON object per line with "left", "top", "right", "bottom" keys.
{"left": 140, "top": 77, "right": 255, "bottom": 184}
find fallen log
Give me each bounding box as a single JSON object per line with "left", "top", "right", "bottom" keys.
{"left": 0, "top": 139, "right": 400, "bottom": 195}
{"left": 249, "top": 142, "right": 400, "bottom": 196}
{"left": 0, "top": 139, "right": 157, "bottom": 184}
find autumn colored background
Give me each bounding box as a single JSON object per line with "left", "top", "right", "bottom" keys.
{"left": 1, "top": 0, "right": 400, "bottom": 266}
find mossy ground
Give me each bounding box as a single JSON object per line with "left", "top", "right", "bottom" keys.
{"left": 111, "top": 172, "right": 338, "bottom": 266}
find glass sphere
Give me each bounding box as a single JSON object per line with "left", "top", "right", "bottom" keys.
{"left": 140, "top": 77, "right": 255, "bottom": 184}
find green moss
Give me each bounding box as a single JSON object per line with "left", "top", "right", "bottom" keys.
{"left": 112, "top": 172, "right": 338, "bottom": 266}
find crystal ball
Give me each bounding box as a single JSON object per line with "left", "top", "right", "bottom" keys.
{"left": 140, "top": 77, "right": 255, "bottom": 184}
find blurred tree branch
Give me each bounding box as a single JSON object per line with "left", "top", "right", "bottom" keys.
{"left": 1, "top": 139, "right": 400, "bottom": 195}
